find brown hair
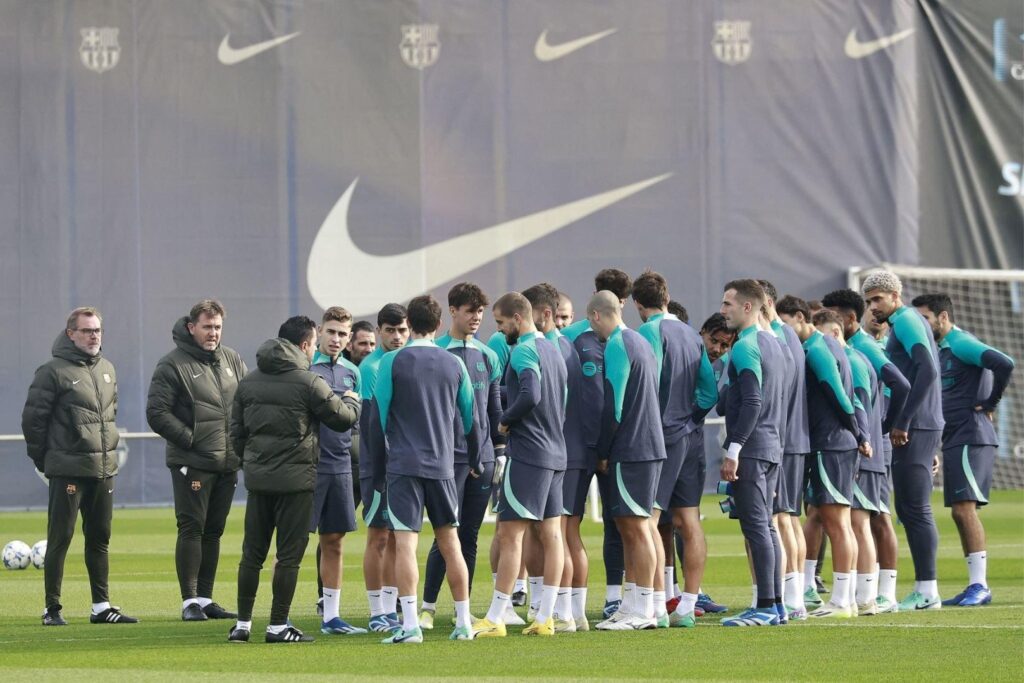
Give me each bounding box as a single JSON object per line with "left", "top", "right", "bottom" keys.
{"left": 812, "top": 309, "right": 845, "bottom": 328}
{"left": 632, "top": 270, "right": 669, "bottom": 309}
{"left": 189, "top": 299, "right": 226, "bottom": 323}
{"left": 67, "top": 306, "right": 102, "bottom": 331}
{"left": 493, "top": 292, "right": 532, "bottom": 319}
{"left": 322, "top": 306, "right": 353, "bottom": 325}
{"left": 723, "top": 279, "right": 765, "bottom": 306}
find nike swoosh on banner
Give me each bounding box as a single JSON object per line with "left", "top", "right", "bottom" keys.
{"left": 535, "top": 28, "right": 617, "bottom": 62}
{"left": 307, "top": 173, "right": 672, "bottom": 316}
{"left": 844, "top": 28, "right": 914, "bottom": 59}
{"left": 218, "top": 32, "right": 301, "bottom": 65}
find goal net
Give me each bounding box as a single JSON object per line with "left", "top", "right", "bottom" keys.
{"left": 849, "top": 264, "right": 1024, "bottom": 489}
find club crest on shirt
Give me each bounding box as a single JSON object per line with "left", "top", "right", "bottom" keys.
{"left": 103, "top": 373, "right": 112, "bottom": 383}
{"left": 476, "top": 361, "right": 487, "bottom": 373}
{"left": 225, "top": 367, "right": 234, "bottom": 377}
{"left": 400, "top": 24, "right": 440, "bottom": 69}
{"left": 80, "top": 27, "right": 120, "bottom": 74}
{"left": 66, "top": 483, "right": 77, "bottom": 495}
{"left": 191, "top": 480, "right": 202, "bottom": 492}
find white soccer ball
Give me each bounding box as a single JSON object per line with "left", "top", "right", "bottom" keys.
{"left": 2, "top": 540, "right": 31, "bottom": 570}
{"left": 30, "top": 540, "right": 47, "bottom": 570}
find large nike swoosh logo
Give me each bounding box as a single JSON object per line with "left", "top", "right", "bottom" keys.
{"left": 307, "top": 173, "right": 672, "bottom": 316}
{"left": 535, "top": 28, "right": 617, "bottom": 62}
{"left": 218, "top": 32, "right": 301, "bottom": 65}
{"left": 844, "top": 28, "right": 914, "bottom": 59}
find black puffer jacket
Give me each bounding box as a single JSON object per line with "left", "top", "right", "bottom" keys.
{"left": 146, "top": 317, "right": 248, "bottom": 472}
{"left": 22, "top": 332, "right": 120, "bottom": 478}
{"left": 230, "top": 338, "right": 360, "bottom": 494}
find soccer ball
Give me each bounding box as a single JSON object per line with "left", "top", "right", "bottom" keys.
{"left": 30, "top": 540, "right": 47, "bottom": 570}
{"left": 2, "top": 540, "right": 31, "bottom": 570}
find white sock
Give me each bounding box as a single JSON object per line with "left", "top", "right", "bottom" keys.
{"left": 967, "top": 551, "right": 988, "bottom": 588}
{"left": 266, "top": 623, "right": 288, "bottom": 634}
{"left": 750, "top": 583, "right": 758, "bottom": 609}
{"left": 849, "top": 570, "right": 858, "bottom": 606}
{"left": 486, "top": 590, "right": 511, "bottom": 624}
{"left": 918, "top": 579, "right": 938, "bottom": 599}
{"left": 783, "top": 572, "right": 801, "bottom": 608}
{"left": 638, "top": 586, "right": 654, "bottom": 619}
{"left": 196, "top": 597, "right": 212, "bottom": 608}
{"left": 537, "top": 585, "right": 558, "bottom": 622}
{"left": 514, "top": 578, "right": 527, "bottom": 594}
{"left": 555, "top": 588, "right": 572, "bottom": 620}
{"left": 382, "top": 586, "right": 398, "bottom": 613}
{"left": 663, "top": 567, "right": 674, "bottom": 596}
{"left": 182, "top": 598, "right": 200, "bottom": 609}
{"left": 528, "top": 577, "right": 543, "bottom": 610}
{"left": 879, "top": 569, "right": 897, "bottom": 602}
{"left": 367, "top": 589, "right": 384, "bottom": 616}
{"left": 653, "top": 590, "right": 667, "bottom": 618}
{"left": 323, "top": 587, "right": 340, "bottom": 622}
{"left": 672, "top": 582, "right": 683, "bottom": 599}
{"left": 91, "top": 602, "right": 111, "bottom": 615}
{"left": 677, "top": 592, "right": 698, "bottom": 616}
{"left": 606, "top": 584, "right": 622, "bottom": 602}
{"left": 454, "top": 599, "right": 471, "bottom": 629}
{"left": 623, "top": 582, "right": 636, "bottom": 613}
{"left": 234, "top": 619, "right": 252, "bottom": 632}
{"left": 399, "top": 596, "right": 418, "bottom": 630}
{"left": 571, "top": 588, "right": 588, "bottom": 621}
{"left": 420, "top": 600, "right": 436, "bottom": 613}
{"left": 856, "top": 571, "right": 878, "bottom": 605}
{"left": 832, "top": 573, "right": 851, "bottom": 607}
{"left": 803, "top": 560, "right": 817, "bottom": 592}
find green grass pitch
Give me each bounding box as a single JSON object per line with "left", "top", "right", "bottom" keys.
{"left": 1, "top": 490, "right": 1021, "bottom": 681}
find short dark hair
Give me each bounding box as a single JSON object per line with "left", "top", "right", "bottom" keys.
{"left": 522, "top": 283, "right": 560, "bottom": 315}
{"left": 408, "top": 295, "right": 442, "bottom": 334}
{"left": 595, "top": 268, "right": 632, "bottom": 300}
{"left": 447, "top": 282, "right": 489, "bottom": 310}
{"left": 322, "top": 306, "right": 352, "bottom": 325}
{"left": 911, "top": 293, "right": 954, "bottom": 322}
{"left": 351, "top": 320, "right": 374, "bottom": 337}
{"left": 190, "top": 299, "right": 226, "bottom": 323}
{"left": 821, "top": 289, "right": 866, "bottom": 321}
{"left": 667, "top": 300, "right": 688, "bottom": 323}
{"left": 808, "top": 300, "right": 823, "bottom": 313}
{"left": 700, "top": 312, "right": 730, "bottom": 336}
{"left": 632, "top": 270, "right": 669, "bottom": 309}
{"left": 723, "top": 279, "right": 765, "bottom": 306}
{"left": 812, "top": 309, "right": 845, "bottom": 328}
{"left": 278, "top": 315, "right": 317, "bottom": 347}
{"left": 756, "top": 280, "right": 778, "bottom": 303}
{"left": 776, "top": 294, "right": 810, "bottom": 320}
{"left": 493, "top": 292, "right": 532, "bottom": 319}
{"left": 377, "top": 303, "right": 407, "bottom": 328}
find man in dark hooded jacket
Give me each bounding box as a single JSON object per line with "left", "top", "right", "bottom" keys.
{"left": 147, "top": 299, "right": 247, "bottom": 621}
{"left": 22, "top": 307, "right": 137, "bottom": 626}
{"left": 227, "top": 316, "right": 361, "bottom": 644}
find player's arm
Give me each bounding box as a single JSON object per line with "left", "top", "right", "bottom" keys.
{"left": 723, "top": 341, "right": 762, "bottom": 461}
{"left": 21, "top": 365, "right": 59, "bottom": 472}
{"left": 228, "top": 388, "right": 247, "bottom": 467}
{"left": 310, "top": 374, "right": 361, "bottom": 433}
{"left": 145, "top": 360, "right": 193, "bottom": 449}
{"left": 806, "top": 345, "right": 862, "bottom": 442}
{"left": 692, "top": 347, "right": 720, "bottom": 426}
{"left": 878, "top": 363, "right": 910, "bottom": 433}
{"left": 456, "top": 360, "right": 481, "bottom": 474}
{"left": 891, "top": 317, "right": 939, "bottom": 431}
{"left": 561, "top": 319, "right": 590, "bottom": 343}
{"left": 595, "top": 338, "right": 629, "bottom": 463}
{"left": 637, "top": 321, "right": 664, "bottom": 385}
{"left": 950, "top": 334, "right": 1016, "bottom": 411}
{"left": 500, "top": 346, "right": 542, "bottom": 426}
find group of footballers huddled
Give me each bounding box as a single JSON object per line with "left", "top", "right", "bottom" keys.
{"left": 24, "top": 268, "right": 1014, "bottom": 644}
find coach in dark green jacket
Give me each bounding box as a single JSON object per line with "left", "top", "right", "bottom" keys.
{"left": 21, "top": 307, "right": 136, "bottom": 626}
{"left": 146, "top": 299, "right": 247, "bottom": 622}
{"left": 227, "top": 316, "right": 361, "bottom": 644}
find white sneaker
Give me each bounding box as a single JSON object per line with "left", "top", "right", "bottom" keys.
{"left": 595, "top": 610, "right": 630, "bottom": 630}
{"left": 575, "top": 615, "right": 590, "bottom": 632}
{"left": 502, "top": 605, "right": 526, "bottom": 626}
{"left": 553, "top": 616, "right": 577, "bottom": 633}
{"left": 527, "top": 605, "right": 539, "bottom": 622}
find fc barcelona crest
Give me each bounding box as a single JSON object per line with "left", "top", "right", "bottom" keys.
{"left": 712, "top": 20, "right": 752, "bottom": 65}
{"left": 191, "top": 480, "right": 202, "bottom": 492}
{"left": 80, "top": 27, "right": 121, "bottom": 74}
{"left": 66, "top": 483, "right": 77, "bottom": 495}
{"left": 103, "top": 373, "right": 112, "bottom": 383}
{"left": 400, "top": 24, "right": 440, "bottom": 70}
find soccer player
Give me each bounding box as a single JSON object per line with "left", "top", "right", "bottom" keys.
{"left": 562, "top": 268, "right": 632, "bottom": 619}
{"left": 912, "top": 293, "right": 1015, "bottom": 606}
{"left": 759, "top": 281, "right": 809, "bottom": 621}
{"left": 555, "top": 291, "right": 575, "bottom": 330}
{"left": 822, "top": 288, "right": 910, "bottom": 613}
{"left": 23, "top": 307, "right": 138, "bottom": 626}
{"left": 419, "top": 283, "right": 503, "bottom": 630}
{"left": 147, "top": 299, "right": 246, "bottom": 622}
{"left": 633, "top": 271, "right": 717, "bottom": 628}
{"left": 815, "top": 310, "right": 885, "bottom": 614}
{"left": 345, "top": 320, "right": 376, "bottom": 365}
{"left": 863, "top": 271, "right": 945, "bottom": 609}
{"left": 523, "top": 283, "right": 590, "bottom": 632}
{"left": 718, "top": 280, "right": 786, "bottom": 627}
{"left": 229, "top": 316, "right": 360, "bottom": 643}
{"left": 308, "top": 307, "right": 366, "bottom": 635}
{"left": 700, "top": 313, "right": 735, "bottom": 367}
{"left": 667, "top": 300, "right": 689, "bottom": 324}
{"left": 366, "top": 295, "right": 479, "bottom": 643}
{"left": 585, "top": 291, "right": 667, "bottom": 631}
{"left": 359, "top": 304, "right": 410, "bottom": 632}
{"left": 474, "top": 293, "right": 568, "bottom": 638}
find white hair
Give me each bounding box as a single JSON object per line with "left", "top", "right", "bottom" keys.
{"left": 861, "top": 270, "right": 902, "bottom": 296}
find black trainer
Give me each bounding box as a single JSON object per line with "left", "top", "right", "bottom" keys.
{"left": 228, "top": 625, "right": 250, "bottom": 643}
{"left": 265, "top": 625, "right": 314, "bottom": 643}
{"left": 203, "top": 602, "right": 237, "bottom": 620}
{"left": 182, "top": 603, "right": 208, "bottom": 621}
{"left": 815, "top": 576, "right": 829, "bottom": 594}
{"left": 90, "top": 606, "right": 139, "bottom": 624}
{"left": 43, "top": 605, "right": 67, "bottom": 626}
{"left": 511, "top": 590, "right": 527, "bottom": 607}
